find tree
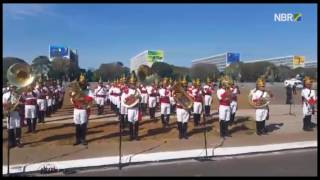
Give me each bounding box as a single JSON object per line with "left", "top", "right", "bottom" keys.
{"left": 31, "top": 56, "right": 51, "bottom": 79}
{"left": 95, "top": 62, "right": 128, "bottom": 81}
{"left": 50, "top": 58, "right": 72, "bottom": 80}
{"left": 190, "top": 63, "right": 219, "bottom": 82}
{"left": 239, "top": 61, "right": 276, "bottom": 82}
{"left": 151, "top": 62, "right": 174, "bottom": 78}
{"left": 224, "top": 62, "right": 241, "bottom": 82}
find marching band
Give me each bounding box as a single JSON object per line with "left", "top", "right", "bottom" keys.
{"left": 3, "top": 64, "right": 317, "bottom": 148}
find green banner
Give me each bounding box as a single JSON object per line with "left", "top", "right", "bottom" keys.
{"left": 146, "top": 50, "right": 164, "bottom": 63}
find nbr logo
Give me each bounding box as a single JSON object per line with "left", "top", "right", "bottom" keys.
{"left": 274, "top": 13, "right": 302, "bottom": 22}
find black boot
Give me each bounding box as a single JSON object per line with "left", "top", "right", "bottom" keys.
{"left": 256, "top": 121, "right": 262, "bottom": 135}
{"left": 152, "top": 108, "right": 156, "bottom": 120}
{"left": 120, "top": 114, "right": 125, "bottom": 130}
{"left": 219, "top": 121, "right": 224, "bottom": 138}
{"left": 183, "top": 123, "right": 188, "bottom": 139}
{"left": 8, "top": 129, "right": 16, "bottom": 148}
{"left": 16, "top": 128, "right": 23, "bottom": 148}
{"left": 205, "top": 106, "right": 209, "bottom": 116}
{"left": 230, "top": 113, "right": 235, "bottom": 125}
{"left": 302, "top": 116, "right": 312, "bottom": 131}
{"left": 97, "top": 105, "right": 100, "bottom": 115}
{"left": 165, "top": 115, "right": 170, "bottom": 128}
{"left": 194, "top": 114, "right": 199, "bottom": 127}
{"left": 41, "top": 111, "right": 45, "bottom": 123}
{"left": 149, "top": 108, "right": 153, "bottom": 120}
{"left": 161, "top": 114, "right": 165, "bottom": 128}
{"left": 262, "top": 120, "right": 268, "bottom": 134}
{"left": 80, "top": 123, "right": 88, "bottom": 145}
{"left": 27, "top": 118, "right": 32, "bottom": 133}
{"left": 73, "top": 124, "right": 81, "bottom": 146}
{"left": 134, "top": 121, "right": 140, "bottom": 141}
{"left": 306, "top": 115, "right": 313, "bottom": 129}
{"left": 32, "top": 118, "right": 37, "bottom": 133}
{"left": 177, "top": 122, "right": 182, "bottom": 139}
{"left": 225, "top": 121, "right": 231, "bottom": 137}
{"left": 129, "top": 123, "right": 134, "bottom": 141}
{"left": 124, "top": 115, "right": 128, "bottom": 129}
{"left": 100, "top": 106, "right": 104, "bottom": 115}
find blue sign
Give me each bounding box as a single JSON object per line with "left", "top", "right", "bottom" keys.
{"left": 227, "top": 53, "right": 240, "bottom": 65}
{"left": 49, "top": 45, "right": 69, "bottom": 59}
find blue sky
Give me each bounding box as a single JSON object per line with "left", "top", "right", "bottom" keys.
{"left": 3, "top": 3, "right": 317, "bottom": 69}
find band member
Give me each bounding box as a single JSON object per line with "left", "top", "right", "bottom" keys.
{"left": 51, "top": 80, "right": 58, "bottom": 113}
{"left": 23, "top": 86, "right": 38, "bottom": 133}
{"left": 229, "top": 81, "right": 240, "bottom": 125}
{"left": 168, "top": 78, "right": 176, "bottom": 115}
{"left": 57, "top": 80, "right": 64, "bottom": 109}
{"left": 124, "top": 74, "right": 141, "bottom": 141}
{"left": 203, "top": 77, "right": 213, "bottom": 117}
{"left": 301, "top": 76, "right": 317, "bottom": 131}
{"left": 111, "top": 80, "right": 121, "bottom": 115}
{"left": 139, "top": 83, "right": 148, "bottom": 115}
{"left": 94, "top": 78, "right": 108, "bottom": 115}
{"left": 104, "top": 82, "right": 111, "bottom": 105}
{"left": 34, "top": 80, "right": 47, "bottom": 123}
{"left": 146, "top": 82, "right": 158, "bottom": 120}
{"left": 120, "top": 76, "right": 129, "bottom": 129}
{"left": 159, "top": 77, "right": 171, "bottom": 128}
{"left": 251, "top": 78, "right": 271, "bottom": 135}
{"left": 173, "top": 77, "right": 190, "bottom": 139}
{"left": 70, "top": 89, "right": 93, "bottom": 146}
{"left": 45, "top": 80, "right": 53, "bottom": 117}
{"left": 3, "top": 85, "right": 23, "bottom": 148}
{"left": 217, "top": 76, "right": 232, "bottom": 138}
{"left": 191, "top": 78, "right": 203, "bottom": 127}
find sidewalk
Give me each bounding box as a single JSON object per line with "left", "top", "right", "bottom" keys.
{"left": 2, "top": 104, "right": 317, "bottom": 175}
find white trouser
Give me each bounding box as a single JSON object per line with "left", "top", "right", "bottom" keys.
{"left": 95, "top": 97, "right": 105, "bottom": 106}
{"left": 193, "top": 102, "right": 202, "bottom": 114}
{"left": 156, "top": 96, "right": 160, "bottom": 103}
{"left": 116, "top": 97, "right": 120, "bottom": 109}
{"left": 120, "top": 104, "right": 128, "bottom": 115}
{"left": 37, "top": 99, "right": 47, "bottom": 111}
{"left": 141, "top": 93, "right": 148, "bottom": 104}
{"left": 176, "top": 108, "right": 189, "bottom": 123}
{"left": 255, "top": 108, "right": 268, "bottom": 122}
{"left": 230, "top": 101, "right": 238, "bottom": 114}
{"left": 110, "top": 96, "right": 114, "bottom": 104}
{"left": 219, "top": 105, "right": 231, "bottom": 121}
{"left": 148, "top": 96, "right": 157, "bottom": 108}
{"left": 52, "top": 98, "right": 56, "bottom": 105}
{"left": 302, "top": 103, "right": 313, "bottom": 117}
{"left": 47, "top": 98, "right": 52, "bottom": 107}
{"left": 161, "top": 103, "right": 171, "bottom": 115}
{"left": 7, "top": 111, "right": 20, "bottom": 129}
{"left": 127, "top": 107, "right": 139, "bottom": 123}
{"left": 73, "top": 108, "right": 87, "bottom": 124}
{"left": 25, "top": 105, "right": 37, "bottom": 119}
{"left": 204, "top": 95, "right": 212, "bottom": 106}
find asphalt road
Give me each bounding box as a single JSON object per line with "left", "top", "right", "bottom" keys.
{"left": 51, "top": 148, "right": 317, "bottom": 177}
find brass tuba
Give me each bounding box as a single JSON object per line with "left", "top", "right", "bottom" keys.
{"left": 4, "top": 63, "right": 36, "bottom": 116}
{"left": 172, "top": 82, "right": 194, "bottom": 110}
{"left": 248, "top": 66, "right": 273, "bottom": 108}
{"left": 68, "top": 80, "right": 93, "bottom": 108}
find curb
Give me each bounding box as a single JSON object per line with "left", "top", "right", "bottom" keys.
{"left": 2, "top": 140, "right": 317, "bottom": 175}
